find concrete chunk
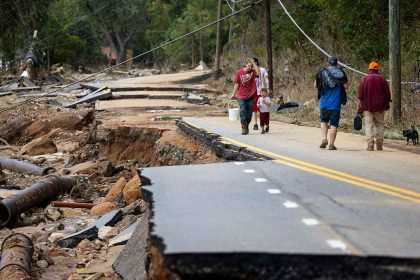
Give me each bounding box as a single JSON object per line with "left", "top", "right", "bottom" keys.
{"left": 109, "top": 219, "right": 140, "bottom": 246}
{"left": 57, "top": 210, "right": 122, "bottom": 248}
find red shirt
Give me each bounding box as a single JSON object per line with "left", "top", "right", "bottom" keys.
{"left": 358, "top": 72, "right": 391, "bottom": 112}
{"left": 234, "top": 69, "right": 258, "bottom": 100}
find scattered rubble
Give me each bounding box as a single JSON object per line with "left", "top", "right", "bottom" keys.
{"left": 0, "top": 69, "right": 224, "bottom": 279}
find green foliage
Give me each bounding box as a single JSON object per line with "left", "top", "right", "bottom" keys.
{"left": 0, "top": 0, "right": 50, "bottom": 66}
{"left": 162, "top": 0, "right": 224, "bottom": 67}
{"left": 1, "top": 0, "right": 418, "bottom": 76}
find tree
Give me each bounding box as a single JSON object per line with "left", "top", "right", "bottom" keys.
{"left": 163, "top": 0, "right": 227, "bottom": 67}
{"left": 80, "top": 0, "right": 148, "bottom": 64}
{"left": 0, "top": 0, "right": 50, "bottom": 68}
{"left": 40, "top": 0, "right": 103, "bottom": 66}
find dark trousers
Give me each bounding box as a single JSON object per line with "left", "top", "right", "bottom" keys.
{"left": 260, "top": 112, "right": 270, "bottom": 126}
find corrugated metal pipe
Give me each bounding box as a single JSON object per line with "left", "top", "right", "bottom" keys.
{"left": 0, "top": 156, "right": 54, "bottom": 176}
{"left": 0, "top": 233, "right": 34, "bottom": 280}
{"left": 0, "top": 176, "right": 77, "bottom": 227}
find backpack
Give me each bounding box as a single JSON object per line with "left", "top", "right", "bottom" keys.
{"left": 315, "top": 69, "right": 348, "bottom": 105}
{"left": 322, "top": 69, "right": 337, "bottom": 89}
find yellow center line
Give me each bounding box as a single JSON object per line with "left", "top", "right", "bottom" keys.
{"left": 220, "top": 136, "right": 420, "bottom": 203}
{"left": 274, "top": 159, "right": 420, "bottom": 204}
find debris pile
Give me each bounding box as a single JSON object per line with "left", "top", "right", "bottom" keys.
{"left": 0, "top": 71, "right": 222, "bottom": 279}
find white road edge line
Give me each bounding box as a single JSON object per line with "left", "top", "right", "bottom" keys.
{"left": 283, "top": 200, "right": 299, "bottom": 208}
{"left": 267, "top": 189, "right": 281, "bottom": 194}
{"left": 255, "top": 178, "right": 267, "bottom": 182}
{"left": 234, "top": 162, "right": 245, "bottom": 165}
{"left": 302, "top": 218, "right": 319, "bottom": 226}
{"left": 326, "top": 239, "right": 347, "bottom": 251}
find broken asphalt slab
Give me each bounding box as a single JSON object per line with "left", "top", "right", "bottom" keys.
{"left": 112, "top": 210, "right": 149, "bottom": 280}
{"left": 57, "top": 210, "right": 123, "bottom": 248}
{"left": 139, "top": 162, "right": 347, "bottom": 255}
{"left": 110, "top": 90, "right": 184, "bottom": 100}
{"left": 134, "top": 162, "right": 420, "bottom": 278}
{"left": 94, "top": 99, "right": 200, "bottom": 111}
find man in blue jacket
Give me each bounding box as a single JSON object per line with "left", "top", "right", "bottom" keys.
{"left": 315, "top": 56, "right": 349, "bottom": 150}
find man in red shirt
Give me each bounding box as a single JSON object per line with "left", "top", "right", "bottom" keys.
{"left": 357, "top": 62, "right": 392, "bottom": 151}
{"left": 230, "top": 58, "right": 260, "bottom": 135}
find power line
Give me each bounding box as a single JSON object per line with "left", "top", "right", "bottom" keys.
{"left": 275, "top": 0, "right": 418, "bottom": 85}
{"left": 0, "top": 0, "right": 263, "bottom": 114}
{"left": 39, "top": 0, "right": 125, "bottom": 45}
{"left": 275, "top": 0, "right": 366, "bottom": 76}
{"left": 49, "top": 29, "right": 167, "bottom": 49}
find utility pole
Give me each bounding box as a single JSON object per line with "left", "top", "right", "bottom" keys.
{"left": 263, "top": 0, "right": 273, "bottom": 92}
{"left": 389, "top": 0, "right": 401, "bottom": 124}
{"left": 215, "top": 0, "right": 223, "bottom": 74}
{"left": 228, "top": 2, "right": 235, "bottom": 43}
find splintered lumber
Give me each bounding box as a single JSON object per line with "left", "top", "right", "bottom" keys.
{"left": 17, "top": 128, "right": 61, "bottom": 156}
{"left": 0, "top": 92, "right": 12, "bottom": 97}
{"left": 21, "top": 77, "right": 37, "bottom": 87}
{"left": 64, "top": 87, "right": 111, "bottom": 108}
{"left": 10, "top": 86, "right": 41, "bottom": 92}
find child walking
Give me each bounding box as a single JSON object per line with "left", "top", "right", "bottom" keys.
{"left": 257, "top": 88, "right": 271, "bottom": 134}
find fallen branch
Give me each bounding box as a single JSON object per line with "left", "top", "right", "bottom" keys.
{"left": 0, "top": 138, "right": 10, "bottom": 146}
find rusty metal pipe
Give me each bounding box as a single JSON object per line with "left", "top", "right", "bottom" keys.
{"left": 0, "top": 233, "right": 34, "bottom": 280}
{"left": 0, "top": 156, "right": 54, "bottom": 176}
{"left": 51, "top": 201, "right": 96, "bottom": 209}
{"left": 0, "top": 176, "right": 77, "bottom": 227}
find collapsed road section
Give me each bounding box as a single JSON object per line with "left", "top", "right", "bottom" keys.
{"left": 111, "top": 124, "right": 420, "bottom": 279}
{"left": 114, "top": 161, "right": 420, "bottom": 279}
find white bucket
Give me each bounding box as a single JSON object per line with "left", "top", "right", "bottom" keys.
{"left": 228, "top": 100, "right": 240, "bottom": 121}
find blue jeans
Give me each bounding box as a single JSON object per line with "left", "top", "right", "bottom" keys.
{"left": 238, "top": 97, "right": 254, "bottom": 123}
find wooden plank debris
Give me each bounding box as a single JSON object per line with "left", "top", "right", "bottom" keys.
{"left": 10, "top": 86, "right": 41, "bottom": 92}
{"left": 21, "top": 77, "right": 37, "bottom": 87}
{"left": 0, "top": 92, "right": 12, "bottom": 98}
{"left": 64, "top": 87, "right": 112, "bottom": 108}
{"left": 18, "top": 128, "right": 61, "bottom": 156}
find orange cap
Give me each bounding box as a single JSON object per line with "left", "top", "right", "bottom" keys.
{"left": 369, "top": 62, "right": 379, "bottom": 70}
